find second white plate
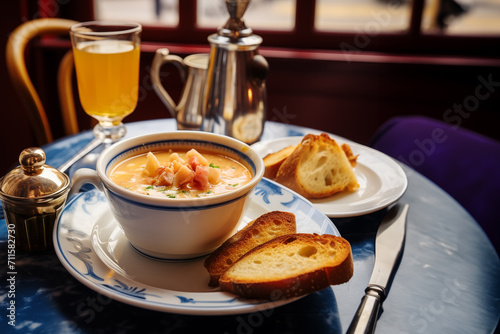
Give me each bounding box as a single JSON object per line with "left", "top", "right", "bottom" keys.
{"left": 251, "top": 136, "right": 407, "bottom": 217}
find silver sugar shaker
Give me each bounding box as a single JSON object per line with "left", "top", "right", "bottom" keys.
{"left": 0, "top": 147, "right": 70, "bottom": 251}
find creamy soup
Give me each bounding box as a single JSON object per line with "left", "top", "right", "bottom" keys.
{"left": 109, "top": 149, "right": 252, "bottom": 198}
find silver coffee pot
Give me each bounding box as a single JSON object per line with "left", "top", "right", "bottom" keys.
{"left": 151, "top": 0, "right": 269, "bottom": 144}
{"left": 201, "top": 0, "right": 269, "bottom": 144}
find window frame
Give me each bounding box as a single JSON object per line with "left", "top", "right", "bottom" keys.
{"left": 30, "top": 0, "right": 499, "bottom": 58}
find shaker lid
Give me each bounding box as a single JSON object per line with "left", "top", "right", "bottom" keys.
{"left": 0, "top": 147, "right": 70, "bottom": 199}
{"left": 210, "top": 0, "right": 262, "bottom": 46}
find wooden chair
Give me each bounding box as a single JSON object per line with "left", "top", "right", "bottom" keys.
{"left": 6, "top": 18, "right": 79, "bottom": 145}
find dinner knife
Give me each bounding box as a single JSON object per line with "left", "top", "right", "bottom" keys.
{"left": 346, "top": 203, "right": 409, "bottom": 334}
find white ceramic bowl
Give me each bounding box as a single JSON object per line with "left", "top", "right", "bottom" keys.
{"left": 70, "top": 131, "right": 264, "bottom": 261}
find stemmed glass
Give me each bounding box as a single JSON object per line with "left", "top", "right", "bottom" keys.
{"left": 60, "top": 21, "right": 141, "bottom": 173}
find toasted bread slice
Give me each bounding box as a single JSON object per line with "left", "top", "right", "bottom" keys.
{"left": 263, "top": 145, "right": 297, "bottom": 179}
{"left": 275, "top": 133, "right": 359, "bottom": 199}
{"left": 204, "top": 211, "right": 296, "bottom": 286}
{"left": 219, "top": 233, "right": 353, "bottom": 300}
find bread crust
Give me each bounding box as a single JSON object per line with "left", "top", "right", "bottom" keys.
{"left": 275, "top": 133, "right": 359, "bottom": 199}
{"left": 203, "top": 211, "right": 296, "bottom": 286}
{"left": 341, "top": 143, "right": 358, "bottom": 168}
{"left": 218, "top": 233, "right": 353, "bottom": 300}
{"left": 263, "top": 145, "right": 297, "bottom": 179}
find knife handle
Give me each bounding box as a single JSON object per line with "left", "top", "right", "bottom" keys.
{"left": 346, "top": 285, "right": 386, "bottom": 334}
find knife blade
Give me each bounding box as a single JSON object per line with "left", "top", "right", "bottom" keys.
{"left": 346, "top": 203, "right": 409, "bottom": 334}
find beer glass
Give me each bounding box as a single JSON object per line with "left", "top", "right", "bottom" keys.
{"left": 70, "top": 21, "right": 141, "bottom": 142}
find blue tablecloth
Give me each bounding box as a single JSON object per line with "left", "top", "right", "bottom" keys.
{"left": 1, "top": 120, "right": 499, "bottom": 333}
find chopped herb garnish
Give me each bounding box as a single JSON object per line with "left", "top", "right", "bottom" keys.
{"left": 209, "top": 163, "right": 220, "bottom": 168}
{"left": 145, "top": 186, "right": 154, "bottom": 190}
{"left": 228, "top": 183, "right": 239, "bottom": 187}
{"left": 166, "top": 194, "right": 176, "bottom": 198}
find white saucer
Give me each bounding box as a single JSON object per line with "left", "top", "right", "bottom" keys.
{"left": 251, "top": 136, "right": 408, "bottom": 217}
{"left": 54, "top": 178, "right": 340, "bottom": 315}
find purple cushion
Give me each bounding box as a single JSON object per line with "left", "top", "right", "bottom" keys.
{"left": 369, "top": 116, "right": 500, "bottom": 253}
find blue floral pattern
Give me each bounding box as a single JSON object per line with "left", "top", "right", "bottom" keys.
{"left": 176, "top": 296, "right": 238, "bottom": 304}
{"left": 104, "top": 279, "right": 161, "bottom": 299}
{"left": 68, "top": 236, "right": 104, "bottom": 282}
{"left": 254, "top": 179, "right": 284, "bottom": 204}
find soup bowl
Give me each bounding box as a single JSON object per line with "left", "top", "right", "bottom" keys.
{"left": 69, "top": 131, "right": 264, "bottom": 261}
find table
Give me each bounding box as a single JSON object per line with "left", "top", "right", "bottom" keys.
{"left": 1, "top": 119, "right": 499, "bottom": 333}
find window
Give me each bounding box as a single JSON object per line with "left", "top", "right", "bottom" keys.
{"left": 89, "top": 0, "right": 500, "bottom": 57}
{"left": 94, "top": 0, "right": 179, "bottom": 26}
{"left": 94, "top": 0, "right": 297, "bottom": 30}
{"left": 94, "top": 0, "right": 500, "bottom": 35}
{"left": 315, "top": 0, "right": 412, "bottom": 32}
{"left": 197, "top": 0, "right": 296, "bottom": 30}
{"left": 422, "top": 0, "right": 500, "bottom": 35}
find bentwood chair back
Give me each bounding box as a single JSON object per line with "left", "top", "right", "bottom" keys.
{"left": 6, "top": 18, "right": 79, "bottom": 145}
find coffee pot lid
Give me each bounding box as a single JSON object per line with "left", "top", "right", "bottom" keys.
{"left": 209, "top": 0, "right": 262, "bottom": 46}
{"left": 0, "top": 147, "right": 70, "bottom": 199}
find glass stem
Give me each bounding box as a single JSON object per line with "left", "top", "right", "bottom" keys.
{"left": 93, "top": 123, "right": 127, "bottom": 143}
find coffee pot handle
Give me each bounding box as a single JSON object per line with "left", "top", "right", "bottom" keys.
{"left": 251, "top": 54, "right": 269, "bottom": 85}
{"left": 151, "top": 48, "right": 188, "bottom": 119}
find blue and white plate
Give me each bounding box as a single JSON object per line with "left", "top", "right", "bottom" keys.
{"left": 251, "top": 135, "right": 408, "bottom": 217}
{"left": 53, "top": 178, "right": 340, "bottom": 315}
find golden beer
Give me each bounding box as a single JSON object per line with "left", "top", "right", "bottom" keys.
{"left": 73, "top": 40, "right": 140, "bottom": 126}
